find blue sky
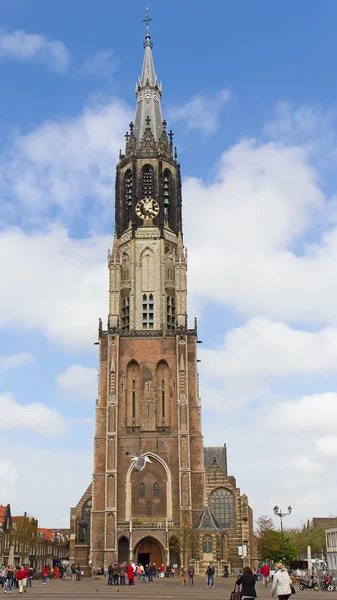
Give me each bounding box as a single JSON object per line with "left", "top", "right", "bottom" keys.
{"left": 1, "top": 0, "right": 337, "bottom": 527}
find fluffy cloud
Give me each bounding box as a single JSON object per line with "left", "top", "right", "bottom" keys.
{"left": 0, "top": 447, "right": 91, "bottom": 526}
{"left": 168, "top": 89, "right": 230, "bottom": 135}
{"left": 0, "top": 392, "right": 67, "bottom": 438}
{"left": 267, "top": 392, "right": 337, "bottom": 432}
{"left": 79, "top": 50, "right": 119, "bottom": 78}
{"left": 0, "top": 352, "right": 35, "bottom": 371}
{"left": 1, "top": 98, "right": 132, "bottom": 222}
{"left": 0, "top": 29, "right": 70, "bottom": 72}
{"left": 315, "top": 436, "right": 337, "bottom": 458}
{"left": 200, "top": 318, "right": 337, "bottom": 380}
{"left": 57, "top": 365, "right": 98, "bottom": 399}
{"left": 287, "top": 455, "right": 322, "bottom": 472}
{"left": 183, "top": 139, "right": 337, "bottom": 327}
{"left": 0, "top": 225, "right": 108, "bottom": 347}
{"left": 0, "top": 460, "right": 19, "bottom": 500}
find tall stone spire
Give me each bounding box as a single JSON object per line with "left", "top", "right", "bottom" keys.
{"left": 134, "top": 8, "right": 163, "bottom": 144}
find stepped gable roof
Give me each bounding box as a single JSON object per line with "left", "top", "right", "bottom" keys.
{"left": 194, "top": 505, "right": 224, "bottom": 531}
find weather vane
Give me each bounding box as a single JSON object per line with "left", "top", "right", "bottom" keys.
{"left": 143, "top": 6, "right": 152, "bottom": 35}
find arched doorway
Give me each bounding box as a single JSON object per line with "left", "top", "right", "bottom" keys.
{"left": 169, "top": 536, "right": 180, "bottom": 567}
{"left": 118, "top": 536, "right": 129, "bottom": 563}
{"left": 135, "top": 537, "right": 164, "bottom": 568}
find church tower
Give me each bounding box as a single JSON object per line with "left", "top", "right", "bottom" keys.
{"left": 90, "top": 16, "right": 205, "bottom": 568}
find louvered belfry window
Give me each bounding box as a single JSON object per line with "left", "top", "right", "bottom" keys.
{"left": 142, "top": 165, "right": 154, "bottom": 198}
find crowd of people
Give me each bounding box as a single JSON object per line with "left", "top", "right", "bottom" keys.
{"left": 0, "top": 563, "right": 68, "bottom": 592}
{"left": 103, "top": 561, "right": 179, "bottom": 585}
{"left": 0, "top": 564, "right": 34, "bottom": 594}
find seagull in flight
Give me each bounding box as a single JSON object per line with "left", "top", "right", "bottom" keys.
{"left": 125, "top": 451, "right": 152, "bottom": 472}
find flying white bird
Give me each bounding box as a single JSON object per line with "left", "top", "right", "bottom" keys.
{"left": 125, "top": 451, "right": 152, "bottom": 472}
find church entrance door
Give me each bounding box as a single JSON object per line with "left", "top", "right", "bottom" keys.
{"left": 135, "top": 537, "right": 163, "bottom": 568}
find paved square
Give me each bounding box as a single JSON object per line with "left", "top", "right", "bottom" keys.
{"left": 17, "top": 577, "right": 333, "bottom": 600}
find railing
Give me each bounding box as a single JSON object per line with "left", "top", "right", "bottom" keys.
{"left": 117, "top": 522, "right": 180, "bottom": 530}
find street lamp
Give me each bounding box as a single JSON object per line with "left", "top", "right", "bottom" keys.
{"left": 273, "top": 505, "right": 292, "bottom": 563}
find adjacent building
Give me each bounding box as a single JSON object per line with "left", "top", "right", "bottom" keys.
{"left": 70, "top": 18, "right": 257, "bottom": 574}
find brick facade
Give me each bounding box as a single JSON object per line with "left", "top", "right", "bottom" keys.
{"left": 69, "top": 23, "right": 257, "bottom": 575}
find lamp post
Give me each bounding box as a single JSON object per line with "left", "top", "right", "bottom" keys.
{"left": 273, "top": 505, "right": 292, "bottom": 563}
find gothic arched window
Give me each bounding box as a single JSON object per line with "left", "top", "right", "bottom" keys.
{"left": 142, "top": 165, "right": 154, "bottom": 198}
{"left": 210, "top": 488, "right": 235, "bottom": 529}
{"left": 146, "top": 502, "right": 152, "bottom": 517}
{"left": 203, "top": 534, "right": 213, "bottom": 554}
{"left": 124, "top": 170, "right": 133, "bottom": 208}
{"left": 139, "top": 483, "right": 145, "bottom": 499}
{"left": 163, "top": 169, "right": 171, "bottom": 219}
{"left": 153, "top": 482, "right": 159, "bottom": 498}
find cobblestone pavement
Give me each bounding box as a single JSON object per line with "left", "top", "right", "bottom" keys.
{"left": 7, "top": 578, "right": 336, "bottom": 600}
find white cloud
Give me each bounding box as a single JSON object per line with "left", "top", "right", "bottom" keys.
{"left": 80, "top": 50, "right": 119, "bottom": 78}
{"left": 200, "top": 317, "right": 337, "bottom": 380}
{"left": 1, "top": 98, "right": 132, "bottom": 222}
{"left": 0, "top": 352, "right": 35, "bottom": 371}
{"left": 267, "top": 392, "right": 337, "bottom": 433}
{"left": 0, "top": 447, "right": 92, "bottom": 526}
{"left": 0, "top": 225, "right": 108, "bottom": 347}
{"left": 287, "top": 455, "right": 322, "bottom": 472}
{"left": 0, "top": 29, "right": 70, "bottom": 72}
{"left": 168, "top": 88, "right": 230, "bottom": 135}
{"left": 0, "top": 392, "right": 67, "bottom": 438}
{"left": 183, "top": 139, "right": 337, "bottom": 327}
{"left": 315, "top": 436, "right": 337, "bottom": 458}
{"left": 0, "top": 460, "right": 19, "bottom": 500}
{"left": 57, "top": 365, "right": 98, "bottom": 400}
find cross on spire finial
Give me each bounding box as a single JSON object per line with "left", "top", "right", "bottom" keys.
{"left": 142, "top": 6, "right": 153, "bottom": 47}
{"left": 145, "top": 116, "right": 151, "bottom": 126}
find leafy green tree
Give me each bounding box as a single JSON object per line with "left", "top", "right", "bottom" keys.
{"left": 256, "top": 516, "right": 296, "bottom": 563}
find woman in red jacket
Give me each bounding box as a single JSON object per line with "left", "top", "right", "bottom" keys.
{"left": 127, "top": 563, "right": 134, "bottom": 585}
{"left": 42, "top": 565, "right": 48, "bottom": 584}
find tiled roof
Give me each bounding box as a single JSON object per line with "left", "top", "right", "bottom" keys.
{"left": 38, "top": 528, "right": 70, "bottom": 542}
{"left": 0, "top": 505, "right": 7, "bottom": 521}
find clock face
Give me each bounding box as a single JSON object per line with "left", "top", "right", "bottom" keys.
{"left": 136, "top": 198, "right": 159, "bottom": 220}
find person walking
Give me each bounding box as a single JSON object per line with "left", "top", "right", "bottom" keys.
{"left": 42, "top": 565, "right": 48, "bottom": 585}
{"left": 4, "top": 565, "right": 14, "bottom": 594}
{"left": 261, "top": 563, "right": 270, "bottom": 587}
{"left": 180, "top": 566, "right": 186, "bottom": 585}
{"left": 188, "top": 565, "right": 195, "bottom": 585}
{"left": 271, "top": 563, "right": 292, "bottom": 600}
{"left": 0, "top": 565, "right": 6, "bottom": 588}
{"left": 107, "top": 563, "right": 113, "bottom": 586}
{"left": 236, "top": 566, "right": 257, "bottom": 599}
{"left": 70, "top": 563, "right": 76, "bottom": 582}
{"left": 16, "top": 565, "right": 28, "bottom": 594}
{"left": 206, "top": 563, "right": 215, "bottom": 588}
{"left": 27, "top": 567, "right": 33, "bottom": 589}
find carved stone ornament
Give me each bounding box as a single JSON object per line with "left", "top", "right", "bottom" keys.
{"left": 138, "top": 126, "right": 158, "bottom": 158}
{"left": 178, "top": 339, "right": 186, "bottom": 345}
{"left": 179, "top": 393, "right": 187, "bottom": 405}
{"left": 108, "top": 395, "right": 116, "bottom": 406}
